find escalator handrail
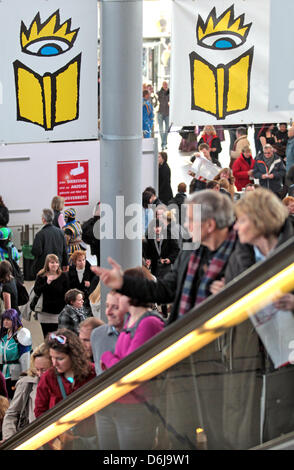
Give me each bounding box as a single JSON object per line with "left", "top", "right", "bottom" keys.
{"left": 1, "top": 236, "right": 294, "bottom": 450}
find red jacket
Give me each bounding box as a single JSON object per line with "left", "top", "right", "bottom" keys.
{"left": 34, "top": 364, "right": 96, "bottom": 418}
{"left": 232, "top": 153, "right": 255, "bottom": 191}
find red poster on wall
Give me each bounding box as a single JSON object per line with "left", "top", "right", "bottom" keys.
{"left": 57, "top": 160, "right": 89, "bottom": 206}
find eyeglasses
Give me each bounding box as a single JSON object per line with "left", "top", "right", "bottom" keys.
{"left": 49, "top": 333, "right": 67, "bottom": 344}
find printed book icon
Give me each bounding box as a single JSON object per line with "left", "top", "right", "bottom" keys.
{"left": 14, "top": 10, "right": 81, "bottom": 130}
{"left": 190, "top": 5, "right": 254, "bottom": 119}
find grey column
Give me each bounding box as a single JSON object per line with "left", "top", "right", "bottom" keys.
{"left": 100, "top": 0, "right": 143, "bottom": 318}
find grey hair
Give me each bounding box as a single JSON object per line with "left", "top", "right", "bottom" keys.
{"left": 42, "top": 208, "right": 54, "bottom": 224}
{"left": 186, "top": 190, "right": 235, "bottom": 229}
{"left": 263, "top": 144, "right": 273, "bottom": 151}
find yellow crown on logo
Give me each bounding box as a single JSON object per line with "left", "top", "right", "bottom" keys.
{"left": 21, "top": 10, "right": 79, "bottom": 50}
{"left": 197, "top": 5, "right": 252, "bottom": 49}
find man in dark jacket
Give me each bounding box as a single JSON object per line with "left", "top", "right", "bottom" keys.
{"left": 92, "top": 190, "right": 249, "bottom": 449}
{"left": 253, "top": 144, "right": 286, "bottom": 197}
{"left": 31, "top": 209, "right": 68, "bottom": 277}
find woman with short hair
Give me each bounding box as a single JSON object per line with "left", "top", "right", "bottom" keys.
{"left": 68, "top": 250, "right": 95, "bottom": 311}
{"left": 58, "top": 288, "right": 91, "bottom": 335}
{"left": 232, "top": 145, "right": 255, "bottom": 191}
{"left": 99, "top": 267, "right": 164, "bottom": 450}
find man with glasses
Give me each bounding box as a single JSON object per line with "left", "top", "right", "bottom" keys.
{"left": 253, "top": 144, "right": 286, "bottom": 197}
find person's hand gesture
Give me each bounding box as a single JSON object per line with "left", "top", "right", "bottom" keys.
{"left": 209, "top": 277, "right": 225, "bottom": 295}
{"left": 91, "top": 257, "right": 124, "bottom": 290}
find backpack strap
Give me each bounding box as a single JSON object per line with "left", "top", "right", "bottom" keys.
{"left": 17, "top": 381, "right": 34, "bottom": 431}
{"left": 122, "top": 310, "right": 165, "bottom": 339}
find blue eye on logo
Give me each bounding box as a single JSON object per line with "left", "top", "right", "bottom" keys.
{"left": 22, "top": 38, "right": 72, "bottom": 57}
{"left": 39, "top": 44, "right": 63, "bottom": 56}
{"left": 214, "top": 39, "right": 234, "bottom": 49}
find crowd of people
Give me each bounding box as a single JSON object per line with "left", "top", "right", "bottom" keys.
{"left": 0, "top": 119, "right": 294, "bottom": 450}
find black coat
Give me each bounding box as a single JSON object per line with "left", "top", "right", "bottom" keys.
{"left": 253, "top": 153, "right": 286, "bottom": 195}
{"left": 31, "top": 224, "right": 68, "bottom": 277}
{"left": 143, "top": 236, "right": 180, "bottom": 279}
{"left": 33, "top": 272, "right": 69, "bottom": 315}
{"left": 68, "top": 260, "right": 96, "bottom": 307}
{"left": 158, "top": 162, "right": 173, "bottom": 205}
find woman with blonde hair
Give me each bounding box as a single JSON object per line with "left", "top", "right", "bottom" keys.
{"left": 2, "top": 343, "right": 52, "bottom": 440}
{"left": 210, "top": 188, "right": 294, "bottom": 448}
{"left": 51, "top": 196, "right": 65, "bottom": 229}
{"left": 31, "top": 254, "right": 69, "bottom": 337}
{"left": 88, "top": 281, "right": 101, "bottom": 318}
{"left": 198, "top": 125, "right": 222, "bottom": 166}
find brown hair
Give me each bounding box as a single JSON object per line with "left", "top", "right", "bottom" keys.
{"left": 159, "top": 151, "right": 168, "bottom": 163}
{"left": 65, "top": 289, "right": 84, "bottom": 305}
{"left": 177, "top": 182, "right": 187, "bottom": 193}
{"left": 0, "top": 260, "right": 13, "bottom": 283}
{"left": 38, "top": 254, "right": 62, "bottom": 277}
{"left": 51, "top": 196, "right": 65, "bottom": 212}
{"left": 214, "top": 168, "right": 235, "bottom": 185}
{"left": 46, "top": 328, "right": 92, "bottom": 382}
{"left": 198, "top": 143, "right": 209, "bottom": 151}
{"left": 79, "top": 317, "right": 104, "bottom": 331}
{"left": 70, "top": 250, "right": 86, "bottom": 265}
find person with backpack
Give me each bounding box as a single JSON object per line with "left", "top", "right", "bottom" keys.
{"left": 99, "top": 266, "right": 164, "bottom": 450}
{"left": 81, "top": 203, "right": 100, "bottom": 265}
{"left": 0, "top": 227, "right": 20, "bottom": 264}
{"left": 0, "top": 309, "right": 32, "bottom": 399}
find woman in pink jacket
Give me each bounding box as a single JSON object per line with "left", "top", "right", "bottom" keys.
{"left": 99, "top": 266, "right": 165, "bottom": 450}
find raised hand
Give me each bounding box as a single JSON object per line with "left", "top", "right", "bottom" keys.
{"left": 91, "top": 257, "right": 124, "bottom": 290}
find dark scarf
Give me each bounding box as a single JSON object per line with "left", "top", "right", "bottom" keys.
{"left": 178, "top": 227, "right": 237, "bottom": 317}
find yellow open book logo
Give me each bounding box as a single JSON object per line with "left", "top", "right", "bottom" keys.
{"left": 190, "top": 5, "right": 253, "bottom": 120}
{"left": 14, "top": 55, "right": 81, "bottom": 130}
{"left": 14, "top": 10, "right": 81, "bottom": 130}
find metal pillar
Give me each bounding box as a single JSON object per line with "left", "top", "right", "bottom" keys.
{"left": 100, "top": 0, "right": 143, "bottom": 317}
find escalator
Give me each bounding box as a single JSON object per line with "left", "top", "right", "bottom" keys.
{"left": 1, "top": 238, "right": 294, "bottom": 451}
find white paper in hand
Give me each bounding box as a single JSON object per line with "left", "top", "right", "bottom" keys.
{"left": 191, "top": 155, "right": 219, "bottom": 181}
{"left": 250, "top": 303, "right": 294, "bottom": 368}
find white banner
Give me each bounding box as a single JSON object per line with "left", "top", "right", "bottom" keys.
{"left": 171, "top": 0, "right": 294, "bottom": 125}
{"left": 0, "top": 0, "right": 98, "bottom": 144}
